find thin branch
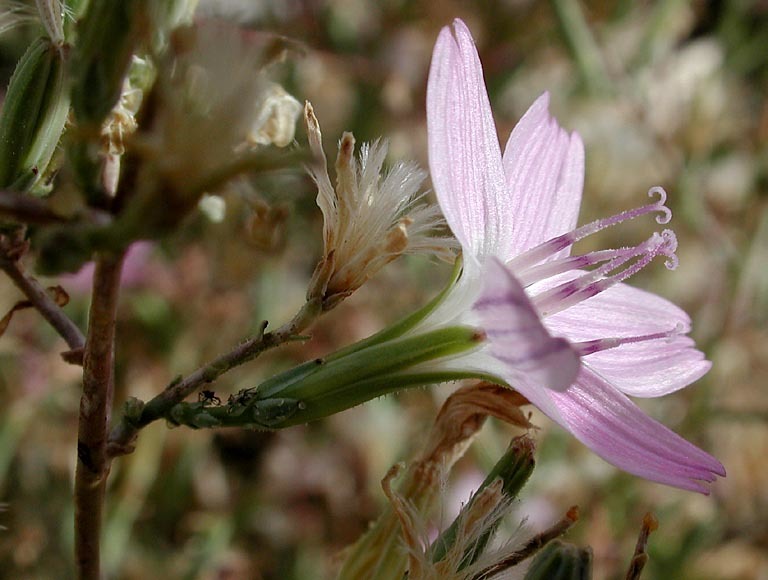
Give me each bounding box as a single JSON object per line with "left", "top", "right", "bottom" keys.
{"left": 0, "top": 189, "right": 68, "bottom": 224}
{"left": 0, "top": 188, "right": 114, "bottom": 227}
{"left": 106, "top": 297, "right": 322, "bottom": 457}
{"left": 0, "top": 246, "right": 86, "bottom": 356}
{"left": 626, "top": 512, "right": 658, "bottom": 580}
{"left": 74, "top": 251, "right": 125, "bottom": 580}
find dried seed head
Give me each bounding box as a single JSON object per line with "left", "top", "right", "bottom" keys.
{"left": 304, "top": 101, "right": 456, "bottom": 308}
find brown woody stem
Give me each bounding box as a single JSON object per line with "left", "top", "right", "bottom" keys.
{"left": 0, "top": 188, "right": 67, "bottom": 224}
{"left": 74, "top": 252, "right": 125, "bottom": 580}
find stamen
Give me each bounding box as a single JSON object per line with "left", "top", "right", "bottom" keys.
{"left": 518, "top": 247, "right": 639, "bottom": 287}
{"left": 573, "top": 324, "right": 685, "bottom": 356}
{"left": 508, "top": 187, "right": 672, "bottom": 272}
{"left": 533, "top": 230, "right": 678, "bottom": 317}
{"left": 647, "top": 187, "right": 672, "bottom": 224}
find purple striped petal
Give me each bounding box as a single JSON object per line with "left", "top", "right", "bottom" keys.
{"left": 473, "top": 259, "right": 580, "bottom": 393}
{"left": 546, "top": 366, "right": 725, "bottom": 493}
{"left": 543, "top": 278, "right": 711, "bottom": 397}
{"left": 427, "top": 19, "right": 506, "bottom": 258}
{"left": 501, "top": 93, "right": 584, "bottom": 261}
{"left": 477, "top": 267, "right": 722, "bottom": 492}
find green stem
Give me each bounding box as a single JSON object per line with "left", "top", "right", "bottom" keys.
{"left": 550, "top": 0, "right": 612, "bottom": 94}
{"left": 632, "top": 0, "right": 687, "bottom": 69}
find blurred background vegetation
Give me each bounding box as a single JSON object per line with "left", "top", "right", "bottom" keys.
{"left": 0, "top": 0, "right": 766, "bottom": 578}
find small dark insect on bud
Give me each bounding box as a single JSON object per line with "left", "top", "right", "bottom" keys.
{"left": 198, "top": 390, "right": 221, "bottom": 406}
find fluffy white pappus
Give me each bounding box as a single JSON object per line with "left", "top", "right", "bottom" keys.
{"left": 388, "top": 476, "right": 531, "bottom": 580}
{"left": 304, "top": 101, "right": 456, "bottom": 305}
{"left": 146, "top": 22, "right": 299, "bottom": 196}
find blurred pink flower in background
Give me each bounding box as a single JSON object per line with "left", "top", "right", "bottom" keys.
{"left": 61, "top": 241, "right": 155, "bottom": 294}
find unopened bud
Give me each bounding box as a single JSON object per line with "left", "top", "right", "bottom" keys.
{"left": 71, "top": 0, "right": 149, "bottom": 126}
{"left": 430, "top": 436, "right": 536, "bottom": 567}
{"left": 0, "top": 36, "right": 69, "bottom": 192}
{"left": 523, "top": 540, "right": 593, "bottom": 580}
{"left": 251, "top": 326, "right": 482, "bottom": 428}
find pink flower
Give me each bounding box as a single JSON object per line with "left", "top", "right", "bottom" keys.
{"left": 425, "top": 19, "right": 724, "bottom": 492}
{"left": 62, "top": 241, "right": 154, "bottom": 294}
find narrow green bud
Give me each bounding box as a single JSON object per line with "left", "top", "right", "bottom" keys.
{"left": 430, "top": 436, "right": 536, "bottom": 567}
{"left": 70, "top": 0, "right": 148, "bottom": 126}
{"left": 523, "top": 541, "right": 593, "bottom": 580}
{"left": 155, "top": 325, "right": 484, "bottom": 431}
{"left": 252, "top": 326, "right": 484, "bottom": 426}
{"left": 0, "top": 37, "right": 69, "bottom": 192}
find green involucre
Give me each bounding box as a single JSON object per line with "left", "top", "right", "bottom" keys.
{"left": 524, "top": 541, "right": 593, "bottom": 580}
{"left": 70, "top": 0, "right": 148, "bottom": 126}
{"left": 0, "top": 36, "right": 69, "bottom": 192}
{"left": 165, "top": 324, "right": 488, "bottom": 430}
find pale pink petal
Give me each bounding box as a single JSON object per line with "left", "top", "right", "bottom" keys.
{"left": 427, "top": 19, "right": 506, "bottom": 258}
{"left": 544, "top": 367, "right": 725, "bottom": 493}
{"left": 543, "top": 279, "right": 711, "bottom": 397}
{"left": 583, "top": 341, "right": 710, "bottom": 398}
{"left": 501, "top": 93, "right": 584, "bottom": 260}
{"left": 473, "top": 259, "right": 580, "bottom": 393}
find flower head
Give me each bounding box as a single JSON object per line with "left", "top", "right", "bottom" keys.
{"left": 304, "top": 101, "right": 455, "bottom": 309}
{"left": 140, "top": 22, "right": 301, "bottom": 198}
{"left": 423, "top": 19, "right": 724, "bottom": 492}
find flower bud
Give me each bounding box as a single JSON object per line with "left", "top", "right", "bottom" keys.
{"left": 0, "top": 36, "right": 69, "bottom": 192}
{"left": 251, "top": 326, "right": 483, "bottom": 427}
{"left": 523, "top": 540, "right": 593, "bottom": 580}
{"left": 430, "top": 436, "right": 536, "bottom": 567}
{"left": 70, "top": 0, "right": 149, "bottom": 126}
{"left": 149, "top": 324, "right": 483, "bottom": 432}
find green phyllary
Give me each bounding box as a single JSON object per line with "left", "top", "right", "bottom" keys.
{"left": 0, "top": 36, "right": 70, "bottom": 192}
